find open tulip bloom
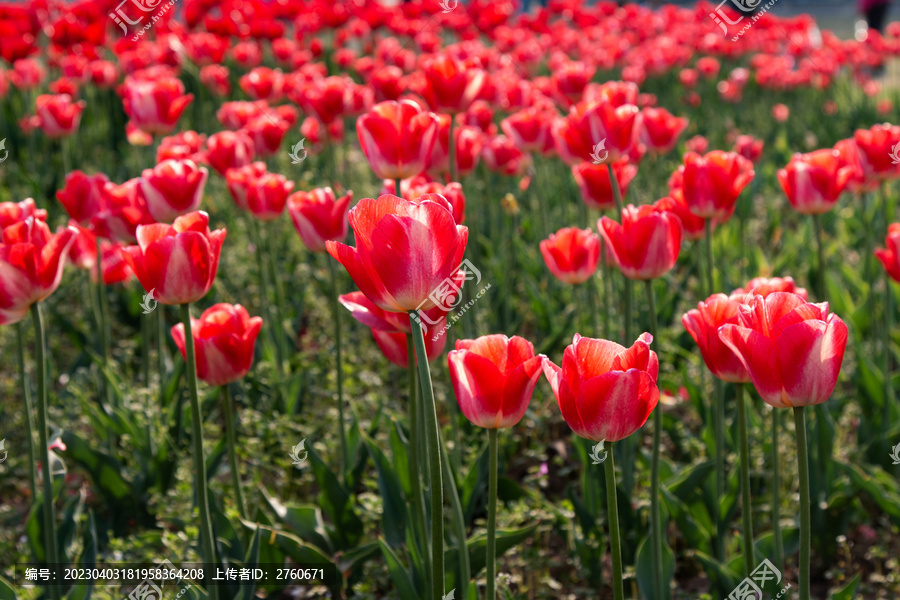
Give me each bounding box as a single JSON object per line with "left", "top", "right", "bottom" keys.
{"left": 719, "top": 291, "right": 848, "bottom": 599}
{"left": 543, "top": 333, "right": 659, "bottom": 600}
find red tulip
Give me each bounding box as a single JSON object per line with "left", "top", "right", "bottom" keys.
{"left": 0, "top": 218, "right": 77, "bottom": 325}
{"left": 598, "top": 204, "right": 682, "bottom": 280}
{"left": 139, "top": 159, "right": 209, "bottom": 223}
{"left": 420, "top": 54, "right": 486, "bottom": 114}
{"left": 239, "top": 67, "right": 284, "bottom": 102}
{"left": 356, "top": 100, "right": 440, "bottom": 180}
{"left": 853, "top": 124, "right": 900, "bottom": 182}
{"left": 121, "top": 211, "right": 226, "bottom": 306}
{"left": 396, "top": 179, "right": 466, "bottom": 226}
{"left": 875, "top": 223, "right": 900, "bottom": 283}
{"left": 1, "top": 198, "right": 47, "bottom": 230}
{"left": 224, "top": 162, "right": 293, "bottom": 221}
{"left": 543, "top": 333, "right": 659, "bottom": 442}
{"left": 426, "top": 115, "right": 484, "bottom": 178}
{"left": 572, "top": 160, "right": 638, "bottom": 211}
{"left": 339, "top": 291, "right": 447, "bottom": 367}
{"left": 157, "top": 131, "right": 207, "bottom": 164}
{"left": 56, "top": 171, "right": 111, "bottom": 226}
{"left": 777, "top": 150, "right": 855, "bottom": 215}
{"left": 298, "top": 76, "right": 351, "bottom": 124}
{"left": 481, "top": 135, "right": 532, "bottom": 178}
{"left": 733, "top": 135, "right": 764, "bottom": 164}
{"left": 34, "top": 94, "right": 85, "bottom": 138}
{"left": 200, "top": 65, "right": 231, "bottom": 97}
{"left": 121, "top": 75, "right": 193, "bottom": 136}
{"left": 681, "top": 150, "right": 755, "bottom": 221}
{"left": 682, "top": 293, "right": 751, "bottom": 383}
{"left": 553, "top": 101, "right": 642, "bottom": 166}
{"left": 326, "top": 193, "right": 468, "bottom": 313}
{"left": 653, "top": 193, "right": 707, "bottom": 242}
{"left": 448, "top": 335, "right": 544, "bottom": 429}
{"left": 639, "top": 107, "right": 688, "bottom": 155}
{"left": 500, "top": 107, "right": 555, "bottom": 154}
{"left": 719, "top": 293, "right": 848, "bottom": 408}
{"left": 540, "top": 227, "right": 600, "bottom": 285}
{"left": 93, "top": 179, "right": 153, "bottom": 244}
{"left": 244, "top": 114, "right": 291, "bottom": 157}
{"left": 287, "top": 187, "right": 353, "bottom": 252}
{"left": 171, "top": 303, "right": 263, "bottom": 386}
{"left": 733, "top": 276, "right": 809, "bottom": 300}
{"left": 68, "top": 223, "right": 132, "bottom": 285}
{"left": 205, "top": 131, "right": 255, "bottom": 175}
{"left": 772, "top": 104, "right": 790, "bottom": 122}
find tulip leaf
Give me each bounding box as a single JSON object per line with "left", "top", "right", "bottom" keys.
{"left": 460, "top": 524, "right": 538, "bottom": 578}
{"left": 260, "top": 489, "right": 333, "bottom": 553}
{"left": 666, "top": 459, "right": 715, "bottom": 502}
{"left": 66, "top": 510, "right": 98, "bottom": 600}
{"left": 0, "top": 576, "right": 16, "bottom": 600}
{"left": 692, "top": 550, "right": 741, "bottom": 593}
{"left": 305, "top": 445, "right": 364, "bottom": 548}
{"left": 361, "top": 431, "right": 407, "bottom": 549}
{"left": 829, "top": 573, "right": 861, "bottom": 600}
{"left": 389, "top": 420, "right": 412, "bottom": 497}
{"left": 378, "top": 538, "right": 419, "bottom": 600}
{"left": 635, "top": 534, "right": 675, "bottom": 600}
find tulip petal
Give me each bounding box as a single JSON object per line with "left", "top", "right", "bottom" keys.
{"left": 719, "top": 323, "right": 785, "bottom": 407}
{"left": 776, "top": 317, "right": 848, "bottom": 406}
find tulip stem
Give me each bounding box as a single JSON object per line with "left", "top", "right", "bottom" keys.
{"left": 604, "top": 443, "right": 625, "bottom": 600}
{"left": 705, "top": 218, "right": 725, "bottom": 561}
{"left": 771, "top": 409, "right": 784, "bottom": 568}
{"left": 607, "top": 163, "right": 632, "bottom": 343}
{"left": 408, "top": 312, "right": 445, "bottom": 600}
{"left": 486, "top": 428, "right": 499, "bottom": 600}
{"left": 221, "top": 385, "right": 247, "bottom": 522}
{"left": 141, "top": 311, "right": 150, "bottom": 386}
{"left": 95, "top": 237, "right": 113, "bottom": 410}
{"left": 157, "top": 307, "right": 167, "bottom": 410}
{"left": 811, "top": 214, "right": 825, "bottom": 299}
{"left": 449, "top": 117, "right": 457, "bottom": 184}
{"left": 16, "top": 321, "right": 38, "bottom": 499}
{"left": 880, "top": 191, "right": 895, "bottom": 448}
{"left": 737, "top": 384, "right": 755, "bottom": 575}
{"left": 327, "top": 258, "right": 348, "bottom": 484}
{"left": 31, "top": 304, "right": 59, "bottom": 600}
{"left": 644, "top": 280, "right": 664, "bottom": 600}
{"left": 180, "top": 303, "right": 218, "bottom": 598}
{"left": 406, "top": 335, "right": 431, "bottom": 595}
{"left": 793, "top": 406, "right": 810, "bottom": 600}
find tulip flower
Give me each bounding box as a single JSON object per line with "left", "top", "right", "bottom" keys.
{"left": 68, "top": 224, "right": 132, "bottom": 285}
{"left": 639, "top": 107, "right": 688, "bottom": 155}
{"left": 121, "top": 211, "right": 226, "bottom": 306}
{"left": 448, "top": 334, "right": 544, "bottom": 600}
{"left": 157, "top": 131, "right": 207, "bottom": 164}
{"left": 681, "top": 150, "right": 755, "bottom": 221}
{"left": 500, "top": 106, "right": 555, "bottom": 154}
{"left": 0, "top": 198, "right": 47, "bottom": 229}
{"left": 34, "top": 94, "right": 85, "bottom": 138}
{"left": 544, "top": 332, "right": 659, "bottom": 600}
{"left": 598, "top": 204, "right": 682, "bottom": 281}
{"left": 682, "top": 293, "right": 751, "bottom": 384}
{"left": 426, "top": 115, "right": 484, "bottom": 178}
{"left": 481, "top": 135, "right": 532, "bottom": 180}
{"left": 539, "top": 227, "right": 600, "bottom": 285}
{"left": 326, "top": 193, "right": 468, "bottom": 313}
{"left": 394, "top": 178, "right": 466, "bottom": 225}
{"left": 853, "top": 124, "right": 900, "bottom": 183}
{"left": 224, "top": 163, "right": 293, "bottom": 221}
{"left": 205, "top": 130, "right": 255, "bottom": 175}
{"left": 93, "top": 179, "right": 153, "bottom": 244}
{"left": 287, "top": 187, "right": 353, "bottom": 253}
{"left": 121, "top": 75, "right": 193, "bottom": 136}
{"left": 572, "top": 161, "right": 637, "bottom": 211}
{"left": 244, "top": 114, "right": 291, "bottom": 157}
{"left": 0, "top": 217, "right": 77, "bottom": 325}
{"left": 734, "top": 134, "right": 764, "bottom": 164}
{"left": 734, "top": 276, "right": 808, "bottom": 299}
{"left": 875, "top": 224, "right": 900, "bottom": 283}
{"left": 139, "top": 159, "right": 209, "bottom": 223}
{"left": 170, "top": 304, "right": 263, "bottom": 387}
{"left": 56, "top": 171, "right": 110, "bottom": 226}
{"left": 653, "top": 193, "right": 707, "bottom": 241}
{"left": 777, "top": 149, "right": 855, "bottom": 215}
{"left": 420, "top": 54, "right": 486, "bottom": 114}
{"left": 356, "top": 100, "right": 439, "bottom": 181}
{"left": 553, "top": 100, "right": 642, "bottom": 166}
{"left": 719, "top": 292, "right": 848, "bottom": 599}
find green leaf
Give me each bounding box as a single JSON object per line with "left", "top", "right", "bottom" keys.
{"left": 379, "top": 538, "right": 419, "bottom": 600}
{"left": 462, "top": 525, "right": 538, "bottom": 578}
{"left": 389, "top": 421, "right": 412, "bottom": 497}
{"left": 635, "top": 534, "right": 675, "bottom": 600}
{"left": 233, "top": 525, "right": 261, "bottom": 600}
{"left": 260, "top": 489, "right": 332, "bottom": 553}
{"left": 306, "top": 445, "right": 363, "bottom": 548}
{"left": 66, "top": 510, "right": 98, "bottom": 600}
{"left": 60, "top": 431, "right": 137, "bottom": 504}
{"left": 829, "top": 573, "right": 861, "bottom": 600}
{"left": 666, "top": 460, "right": 715, "bottom": 503}
{"left": 693, "top": 550, "right": 740, "bottom": 593}
{"left": 0, "top": 575, "right": 17, "bottom": 600}
{"left": 361, "top": 431, "right": 408, "bottom": 549}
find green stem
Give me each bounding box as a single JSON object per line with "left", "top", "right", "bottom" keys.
{"left": 771, "top": 409, "right": 784, "bottom": 568}
{"left": 395, "top": 177, "right": 402, "bottom": 198}
{"left": 486, "top": 428, "right": 499, "bottom": 600}
{"left": 31, "top": 304, "right": 60, "bottom": 600}
{"left": 881, "top": 192, "right": 894, "bottom": 442}
{"left": 95, "top": 237, "right": 112, "bottom": 408}
{"left": 328, "top": 258, "right": 348, "bottom": 483}
{"left": 737, "top": 384, "right": 754, "bottom": 575}
{"left": 157, "top": 306, "right": 167, "bottom": 410}
{"left": 812, "top": 214, "right": 825, "bottom": 299}
{"left": 645, "top": 280, "right": 664, "bottom": 600}
{"left": 180, "top": 303, "right": 218, "bottom": 598}
{"left": 141, "top": 311, "right": 150, "bottom": 386}
{"left": 249, "top": 219, "right": 288, "bottom": 409}
{"left": 705, "top": 219, "right": 725, "bottom": 561}
{"left": 604, "top": 443, "right": 625, "bottom": 600}
{"left": 441, "top": 428, "right": 470, "bottom": 600}
{"left": 222, "top": 385, "right": 247, "bottom": 522}
{"left": 16, "top": 321, "right": 37, "bottom": 499}
{"left": 586, "top": 278, "right": 600, "bottom": 337}
{"left": 704, "top": 219, "right": 714, "bottom": 296}
{"left": 407, "top": 335, "right": 431, "bottom": 594}
{"left": 263, "top": 225, "right": 290, "bottom": 377}
{"left": 408, "top": 312, "right": 445, "bottom": 600}
{"left": 607, "top": 164, "right": 632, "bottom": 343}
{"left": 449, "top": 116, "right": 457, "bottom": 184}
{"left": 793, "top": 406, "right": 810, "bottom": 600}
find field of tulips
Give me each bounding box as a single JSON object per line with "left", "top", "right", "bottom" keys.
{"left": 3, "top": 0, "right": 900, "bottom": 598}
